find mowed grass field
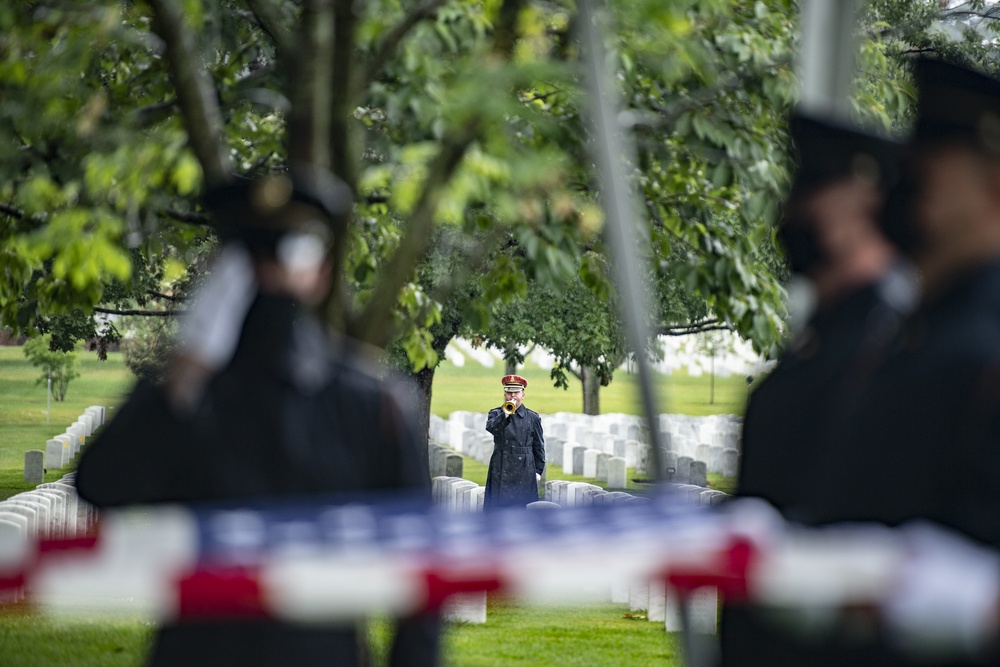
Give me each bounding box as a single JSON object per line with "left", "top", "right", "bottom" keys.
{"left": 429, "top": 354, "right": 751, "bottom": 418}
{"left": 0, "top": 346, "right": 134, "bottom": 499}
{"left": 0, "top": 343, "right": 748, "bottom": 666}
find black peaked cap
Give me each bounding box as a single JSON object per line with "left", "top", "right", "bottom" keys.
{"left": 914, "top": 57, "right": 1000, "bottom": 155}
{"left": 787, "top": 113, "right": 902, "bottom": 202}
{"left": 202, "top": 167, "right": 353, "bottom": 248}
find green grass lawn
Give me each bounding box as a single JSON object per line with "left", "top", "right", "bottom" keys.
{"left": 0, "top": 605, "right": 155, "bottom": 667}
{"left": 0, "top": 599, "right": 684, "bottom": 667}
{"left": 0, "top": 342, "right": 744, "bottom": 666}
{"left": 438, "top": 599, "right": 683, "bottom": 667}
{"left": 429, "top": 355, "right": 750, "bottom": 418}
{"left": 0, "top": 346, "right": 133, "bottom": 499}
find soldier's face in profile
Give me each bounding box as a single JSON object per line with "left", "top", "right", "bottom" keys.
{"left": 803, "top": 179, "right": 880, "bottom": 265}
{"left": 915, "top": 145, "right": 995, "bottom": 249}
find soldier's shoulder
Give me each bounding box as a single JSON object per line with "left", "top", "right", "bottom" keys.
{"left": 524, "top": 407, "right": 542, "bottom": 420}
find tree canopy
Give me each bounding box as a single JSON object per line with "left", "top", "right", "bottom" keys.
{"left": 2, "top": 0, "right": 998, "bottom": 414}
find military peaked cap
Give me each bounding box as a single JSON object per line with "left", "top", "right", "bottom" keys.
{"left": 787, "top": 113, "right": 902, "bottom": 202}
{"left": 203, "top": 166, "right": 353, "bottom": 253}
{"left": 501, "top": 375, "right": 528, "bottom": 391}
{"left": 914, "top": 57, "right": 1000, "bottom": 155}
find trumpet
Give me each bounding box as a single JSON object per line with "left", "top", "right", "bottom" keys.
{"left": 502, "top": 400, "right": 517, "bottom": 416}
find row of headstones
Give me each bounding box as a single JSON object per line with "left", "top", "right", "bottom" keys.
{"left": 28, "top": 406, "right": 107, "bottom": 479}
{"left": 429, "top": 474, "right": 727, "bottom": 628}
{"left": 658, "top": 413, "right": 742, "bottom": 452}
{"left": 555, "top": 443, "right": 630, "bottom": 488}
{"left": 427, "top": 416, "right": 495, "bottom": 467}
{"left": 434, "top": 410, "right": 741, "bottom": 453}
{"left": 622, "top": 578, "right": 719, "bottom": 635}
{"left": 0, "top": 472, "right": 95, "bottom": 603}
{"left": 636, "top": 450, "right": 740, "bottom": 486}
{"left": 431, "top": 476, "right": 488, "bottom": 623}
{"left": 432, "top": 476, "right": 485, "bottom": 512}
{"left": 544, "top": 480, "right": 729, "bottom": 508}
{"left": 428, "top": 412, "right": 740, "bottom": 486}
{"left": 7, "top": 406, "right": 106, "bottom": 603}
{"left": 428, "top": 442, "right": 464, "bottom": 479}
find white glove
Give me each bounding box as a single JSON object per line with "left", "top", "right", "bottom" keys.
{"left": 883, "top": 522, "right": 1000, "bottom": 658}
{"left": 536, "top": 473, "right": 541, "bottom": 482}
{"left": 178, "top": 244, "right": 257, "bottom": 370}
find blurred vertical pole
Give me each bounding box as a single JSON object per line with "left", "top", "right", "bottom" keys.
{"left": 47, "top": 370, "right": 51, "bottom": 424}
{"left": 576, "top": 0, "right": 665, "bottom": 484}
{"left": 797, "top": 0, "right": 862, "bottom": 123}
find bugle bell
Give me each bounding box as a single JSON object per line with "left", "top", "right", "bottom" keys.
{"left": 503, "top": 400, "right": 517, "bottom": 416}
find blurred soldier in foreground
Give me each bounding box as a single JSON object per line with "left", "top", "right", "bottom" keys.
{"left": 720, "top": 114, "right": 913, "bottom": 666}
{"left": 735, "top": 114, "right": 913, "bottom": 515}
{"left": 76, "top": 170, "right": 440, "bottom": 667}
{"left": 799, "top": 57, "right": 1000, "bottom": 665}
{"left": 484, "top": 374, "right": 545, "bottom": 508}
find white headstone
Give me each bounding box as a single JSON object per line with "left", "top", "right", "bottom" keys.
{"left": 648, "top": 579, "right": 667, "bottom": 622}
{"left": 607, "top": 457, "right": 627, "bottom": 489}
{"left": 38, "top": 483, "right": 78, "bottom": 535}
{"left": 582, "top": 449, "right": 601, "bottom": 478}
{"left": 562, "top": 442, "right": 580, "bottom": 474}
{"left": 629, "top": 580, "right": 648, "bottom": 612}
{"left": 721, "top": 448, "right": 739, "bottom": 478}
{"left": 571, "top": 446, "right": 586, "bottom": 476}
{"left": 526, "top": 501, "right": 561, "bottom": 511}
{"left": 0, "top": 519, "right": 28, "bottom": 603}
{"left": 31, "top": 489, "right": 69, "bottom": 537}
{"left": 55, "top": 433, "right": 73, "bottom": 464}
{"left": 24, "top": 449, "right": 44, "bottom": 483}
{"left": 444, "top": 592, "right": 487, "bottom": 624}
{"left": 595, "top": 453, "right": 611, "bottom": 482}
{"left": 665, "top": 587, "right": 718, "bottom": 634}
{"left": 45, "top": 439, "right": 65, "bottom": 470}
{"left": 448, "top": 481, "right": 477, "bottom": 511}
{"left": 624, "top": 440, "right": 639, "bottom": 468}
{"left": 0, "top": 503, "right": 37, "bottom": 536}
{"left": 6, "top": 496, "right": 50, "bottom": 538}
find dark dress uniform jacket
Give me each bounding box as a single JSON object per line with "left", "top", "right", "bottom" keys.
{"left": 727, "top": 262, "right": 1000, "bottom": 667}
{"left": 483, "top": 404, "right": 545, "bottom": 508}
{"left": 793, "top": 261, "right": 1000, "bottom": 667}
{"left": 76, "top": 294, "right": 438, "bottom": 667}
{"left": 722, "top": 272, "right": 916, "bottom": 667}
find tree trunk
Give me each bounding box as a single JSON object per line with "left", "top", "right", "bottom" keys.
{"left": 410, "top": 365, "right": 436, "bottom": 464}
{"left": 405, "top": 327, "right": 459, "bottom": 466}
{"left": 581, "top": 365, "right": 600, "bottom": 415}
{"left": 505, "top": 357, "right": 517, "bottom": 376}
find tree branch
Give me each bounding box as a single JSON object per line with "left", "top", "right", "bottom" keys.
{"left": 652, "top": 62, "right": 792, "bottom": 128}
{"left": 941, "top": 10, "right": 1000, "bottom": 22}
{"left": 0, "top": 202, "right": 24, "bottom": 219}
{"left": 349, "top": 125, "right": 479, "bottom": 346}
{"left": 659, "top": 319, "right": 732, "bottom": 336}
{"left": 329, "top": 0, "right": 359, "bottom": 188}
{"left": 286, "top": 0, "right": 334, "bottom": 167}
{"left": 244, "top": 0, "right": 294, "bottom": 55}
{"left": 147, "top": 0, "right": 231, "bottom": 188}
{"left": 93, "top": 307, "right": 181, "bottom": 317}
{"left": 147, "top": 290, "right": 186, "bottom": 302}
{"left": 345, "top": 0, "right": 524, "bottom": 346}
{"left": 361, "top": 0, "right": 447, "bottom": 92}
